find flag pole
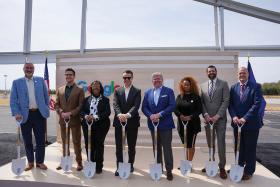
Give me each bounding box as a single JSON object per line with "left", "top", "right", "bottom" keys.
{"left": 44, "top": 50, "right": 51, "bottom": 146}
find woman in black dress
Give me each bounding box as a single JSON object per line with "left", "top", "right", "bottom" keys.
{"left": 174, "top": 76, "right": 202, "bottom": 161}
{"left": 80, "top": 80, "right": 111, "bottom": 174}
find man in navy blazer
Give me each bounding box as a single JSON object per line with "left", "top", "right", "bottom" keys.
{"left": 229, "top": 67, "right": 263, "bottom": 180}
{"left": 142, "top": 72, "right": 176, "bottom": 181}
{"left": 10, "top": 62, "right": 50, "bottom": 171}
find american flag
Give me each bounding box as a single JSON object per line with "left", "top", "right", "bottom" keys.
{"left": 44, "top": 57, "right": 55, "bottom": 110}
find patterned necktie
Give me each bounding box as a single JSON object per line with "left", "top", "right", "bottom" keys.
{"left": 209, "top": 80, "right": 214, "bottom": 99}
{"left": 240, "top": 84, "right": 245, "bottom": 100}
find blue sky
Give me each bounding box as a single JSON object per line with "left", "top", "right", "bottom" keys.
{"left": 0, "top": 0, "right": 280, "bottom": 89}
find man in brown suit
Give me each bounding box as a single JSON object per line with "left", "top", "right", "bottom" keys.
{"left": 55, "top": 68, "right": 85, "bottom": 171}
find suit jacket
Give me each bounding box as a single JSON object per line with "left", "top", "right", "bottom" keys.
{"left": 113, "top": 85, "right": 141, "bottom": 129}
{"left": 200, "top": 78, "right": 230, "bottom": 123}
{"left": 142, "top": 86, "right": 176, "bottom": 131}
{"left": 80, "top": 95, "right": 111, "bottom": 128}
{"left": 174, "top": 93, "right": 202, "bottom": 134}
{"left": 56, "top": 83, "right": 85, "bottom": 126}
{"left": 228, "top": 81, "right": 262, "bottom": 130}
{"left": 10, "top": 76, "right": 50, "bottom": 124}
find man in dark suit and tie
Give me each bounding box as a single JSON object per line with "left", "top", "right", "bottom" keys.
{"left": 113, "top": 70, "right": 141, "bottom": 176}
{"left": 200, "top": 65, "right": 229, "bottom": 179}
{"left": 142, "top": 72, "right": 176, "bottom": 181}
{"left": 229, "top": 67, "right": 263, "bottom": 180}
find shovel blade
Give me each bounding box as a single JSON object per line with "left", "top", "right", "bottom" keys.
{"left": 230, "top": 164, "right": 244, "bottom": 183}
{"left": 205, "top": 161, "right": 218, "bottom": 177}
{"left": 11, "top": 158, "right": 26, "bottom": 176}
{"left": 118, "top": 162, "right": 131, "bottom": 179}
{"left": 149, "top": 163, "right": 162, "bottom": 181}
{"left": 83, "top": 161, "right": 96, "bottom": 178}
{"left": 180, "top": 160, "right": 192, "bottom": 176}
{"left": 61, "top": 156, "right": 73, "bottom": 172}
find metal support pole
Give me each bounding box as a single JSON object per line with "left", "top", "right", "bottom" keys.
{"left": 214, "top": 6, "right": 220, "bottom": 48}
{"left": 219, "top": 6, "right": 225, "bottom": 51}
{"left": 23, "top": 0, "right": 33, "bottom": 53}
{"left": 80, "top": 0, "right": 87, "bottom": 54}
{"left": 4, "top": 75, "right": 7, "bottom": 95}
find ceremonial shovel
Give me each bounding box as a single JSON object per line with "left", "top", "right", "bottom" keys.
{"left": 149, "top": 120, "right": 162, "bottom": 181}
{"left": 205, "top": 122, "right": 219, "bottom": 177}
{"left": 83, "top": 119, "right": 96, "bottom": 178}
{"left": 11, "top": 120, "right": 26, "bottom": 176}
{"left": 118, "top": 120, "right": 131, "bottom": 179}
{"left": 230, "top": 124, "right": 244, "bottom": 183}
{"left": 180, "top": 120, "right": 192, "bottom": 176}
{"left": 60, "top": 118, "right": 73, "bottom": 172}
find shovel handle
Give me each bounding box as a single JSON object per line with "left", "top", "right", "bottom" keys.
{"left": 87, "top": 122, "right": 92, "bottom": 161}
{"left": 182, "top": 121, "right": 188, "bottom": 159}
{"left": 64, "top": 119, "right": 70, "bottom": 157}
{"left": 121, "top": 120, "right": 127, "bottom": 163}
{"left": 208, "top": 122, "right": 215, "bottom": 161}
{"left": 64, "top": 117, "right": 71, "bottom": 126}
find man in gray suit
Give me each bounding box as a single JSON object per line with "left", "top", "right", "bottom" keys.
{"left": 200, "top": 65, "right": 230, "bottom": 179}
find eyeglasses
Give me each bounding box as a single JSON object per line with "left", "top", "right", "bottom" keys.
{"left": 65, "top": 74, "right": 74, "bottom": 76}
{"left": 123, "top": 77, "right": 132, "bottom": 80}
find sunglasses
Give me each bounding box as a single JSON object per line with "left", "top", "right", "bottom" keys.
{"left": 123, "top": 77, "right": 132, "bottom": 80}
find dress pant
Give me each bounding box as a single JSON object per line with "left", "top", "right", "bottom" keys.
{"left": 205, "top": 120, "right": 226, "bottom": 169}
{"left": 82, "top": 123, "right": 110, "bottom": 170}
{"left": 150, "top": 129, "right": 173, "bottom": 172}
{"left": 60, "top": 123, "right": 82, "bottom": 164}
{"left": 115, "top": 126, "right": 138, "bottom": 167}
{"left": 21, "top": 110, "right": 46, "bottom": 164}
{"left": 234, "top": 128, "right": 259, "bottom": 175}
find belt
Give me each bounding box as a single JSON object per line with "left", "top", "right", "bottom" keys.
{"left": 29, "top": 108, "right": 38, "bottom": 112}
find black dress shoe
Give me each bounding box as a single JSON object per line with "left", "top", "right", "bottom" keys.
{"left": 166, "top": 171, "right": 173, "bottom": 181}
{"left": 242, "top": 173, "right": 252, "bottom": 180}
{"left": 201, "top": 168, "right": 206, "bottom": 172}
{"left": 130, "top": 166, "right": 134, "bottom": 173}
{"left": 115, "top": 170, "right": 119, "bottom": 176}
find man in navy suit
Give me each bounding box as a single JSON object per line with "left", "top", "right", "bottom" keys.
{"left": 142, "top": 72, "right": 176, "bottom": 181}
{"left": 229, "top": 67, "right": 263, "bottom": 180}
{"left": 10, "top": 62, "right": 50, "bottom": 171}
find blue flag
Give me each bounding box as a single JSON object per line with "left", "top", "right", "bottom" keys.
{"left": 247, "top": 61, "right": 266, "bottom": 125}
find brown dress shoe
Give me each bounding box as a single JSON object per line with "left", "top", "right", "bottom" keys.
{"left": 242, "top": 173, "right": 252, "bottom": 180}
{"left": 36, "top": 163, "right": 48, "bottom": 170}
{"left": 220, "top": 168, "right": 227, "bottom": 179}
{"left": 24, "top": 163, "right": 34, "bottom": 171}
{"left": 76, "top": 164, "right": 83, "bottom": 171}
{"left": 166, "top": 171, "right": 173, "bottom": 181}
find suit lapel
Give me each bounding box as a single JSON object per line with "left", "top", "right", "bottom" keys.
{"left": 61, "top": 85, "right": 67, "bottom": 105}
{"left": 156, "top": 86, "right": 164, "bottom": 106}
{"left": 21, "top": 78, "right": 29, "bottom": 101}
{"left": 120, "top": 87, "right": 126, "bottom": 104}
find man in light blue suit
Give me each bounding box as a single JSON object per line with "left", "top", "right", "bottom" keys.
{"left": 229, "top": 67, "right": 262, "bottom": 180}
{"left": 10, "top": 62, "right": 50, "bottom": 171}
{"left": 142, "top": 72, "right": 176, "bottom": 181}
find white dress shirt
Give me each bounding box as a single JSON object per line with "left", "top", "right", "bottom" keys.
{"left": 25, "top": 77, "right": 38, "bottom": 109}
